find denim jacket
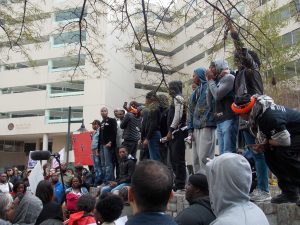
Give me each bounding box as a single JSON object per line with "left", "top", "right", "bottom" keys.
{"left": 188, "top": 82, "right": 216, "bottom": 131}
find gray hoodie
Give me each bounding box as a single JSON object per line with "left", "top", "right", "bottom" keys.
{"left": 206, "top": 153, "right": 269, "bottom": 225}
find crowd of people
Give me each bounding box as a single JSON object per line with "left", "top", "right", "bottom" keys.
{"left": 0, "top": 20, "right": 300, "bottom": 225}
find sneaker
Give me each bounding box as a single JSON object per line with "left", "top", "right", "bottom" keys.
{"left": 250, "top": 189, "right": 271, "bottom": 202}
{"left": 271, "top": 193, "right": 299, "bottom": 204}
{"left": 249, "top": 189, "right": 259, "bottom": 198}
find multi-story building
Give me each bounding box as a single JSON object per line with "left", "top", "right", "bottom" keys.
{"left": 0, "top": 0, "right": 299, "bottom": 168}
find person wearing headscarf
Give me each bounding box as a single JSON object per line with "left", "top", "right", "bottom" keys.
{"left": 187, "top": 67, "right": 216, "bottom": 174}
{"left": 206, "top": 153, "right": 269, "bottom": 225}
{"left": 232, "top": 94, "right": 300, "bottom": 205}
{"left": 6, "top": 193, "right": 43, "bottom": 225}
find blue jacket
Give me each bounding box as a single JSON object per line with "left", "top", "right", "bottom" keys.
{"left": 53, "top": 181, "right": 64, "bottom": 204}
{"left": 188, "top": 68, "right": 216, "bottom": 131}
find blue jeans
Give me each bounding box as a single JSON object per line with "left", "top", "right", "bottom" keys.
{"left": 148, "top": 131, "right": 161, "bottom": 161}
{"left": 101, "top": 183, "right": 129, "bottom": 195}
{"left": 92, "top": 150, "right": 102, "bottom": 185}
{"left": 217, "top": 118, "right": 238, "bottom": 154}
{"left": 243, "top": 130, "right": 269, "bottom": 192}
{"left": 100, "top": 145, "right": 114, "bottom": 183}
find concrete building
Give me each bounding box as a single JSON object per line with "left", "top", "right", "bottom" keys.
{"left": 0, "top": 0, "right": 299, "bottom": 168}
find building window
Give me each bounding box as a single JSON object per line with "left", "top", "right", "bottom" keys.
{"left": 47, "top": 107, "right": 83, "bottom": 123}
{"left": 0, "top": 140, "right": 24, "bottom": 152}
{"left": 50, "top": 55, "right": 86, "bottom": 72}
{"left": 49, "top": 81, "right": 84, "bottom": 97}
{"left": 54, "top": 7, "right": 87, "bottom": 22}
{"left": 52, "top": 31, "right": 86, "bottom": 47}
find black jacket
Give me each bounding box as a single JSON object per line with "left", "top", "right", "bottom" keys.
{"left": 144, "top": 104, "right": 161, "bottom": 140}
{"left": 120, "top": 113, "right": 141, "bottom": 142}
{"left": 175, "top": 196, "right": 216, "bottom": 225}
{"left": 117, "top": 156, "right": 136, "bottom": 185}
{"left": 99, "top": 117, "right": 117, "bottom": 146}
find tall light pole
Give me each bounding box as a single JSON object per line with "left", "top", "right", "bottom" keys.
{"left": 65, "top": 106, "right": 88, "bottom": 163}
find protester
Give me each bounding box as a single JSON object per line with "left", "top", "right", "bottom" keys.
{"left": 157, "top": 94, "right": 170, "bottom": 166}
{"left": 10, "top": 181, "right": 26, "bottom": 198}
{"left": 188, "top": 67, "right": 216, "bottom": 174}
{"left": 143, "top": 91, "right": 162, "bottom": 161}
{"left": 90, "top": 119, "right": 102, "bottom": 186}
{"left": 51, "top": 173, "right": 64, "bottom": 205}
{"left": 206, "top": 153, "right": 269, "bottom": 225}
{"left": 10, "top": 168, "right": 21, "bottom": 186}
{"left": 35, "top": 180, "right": 63, "bottom": 225}
{"left": 99, "top": 107, "right": 117, "bottom": 183}
{"left": 232, "top": 94, "right": 300, "bottom": 204}
{"left": 0, "top": 173, "right": 13, "bottom": 193}
{"left": 228, "top": 20, "right": 270, "bottom": 202}
{"left": 126, "top": 160, "right": 176, "bottom": 225}
{"left": 165, "top": 80, "right": 187, "bottom": 191}
{"left": 60, "top": 163, "right": 73, "bottom": 189}
{"left": 65, "top": 176, "right": 88, "bottom": 213}
{"left": 120, "top": 102, "right": 142, "bottom": 158}
{"left": 6, "top": 193, "right": 43, "bottom": 225}
{"left": 101, "top": 147, "right": 136, "bottom": 195}
{"left": 175, "top": 174, "right": 215, "bottom": 225}
{"left": 95, "top": 194, "right": 124, "bottom": 225}
{"left": 64, "top": 195, "right": 96, "bottom": 225}
{"left": 140, "top": 107, "right": 150, "bottom": 161}
{"left": 206, "top": 59, "right": 238, "bottom": 154}
{"left": 115, "top": 109, "right": 125, "bottom": 179}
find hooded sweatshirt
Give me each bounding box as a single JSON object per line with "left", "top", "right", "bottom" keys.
{"left": 13, "top": 194, "right": 43, "bottom": 225}
{"left": 207, "top": 60, "right": 235, "bottom": 123}
{"left": 167, "top": 81, "right": 186, "bottom": 132}
{"left": 206, "top": 153, "right": 269, "bottom": 225}
{"left": 188, "top": 68, "right": 215, "bottom": 131}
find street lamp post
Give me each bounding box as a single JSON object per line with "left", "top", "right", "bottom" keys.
{"left": 65, "top": 106, "right": 88, "bottom": 163}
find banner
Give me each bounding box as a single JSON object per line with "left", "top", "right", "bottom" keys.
{"left": 28, "top": 162, "right": 44, "bottom": 194}
{"left": 52, "top": 148, "right": 65, "bottom": 169}
{"left": 28, "top": 151, "right": 38, "bottom": 169}
{"left": 71, "top": 132, "right": 93, "bottom": 166}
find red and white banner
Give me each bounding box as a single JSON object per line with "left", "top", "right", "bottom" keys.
{"left": 71, "top": 132, "right": 93, "bottom": 166}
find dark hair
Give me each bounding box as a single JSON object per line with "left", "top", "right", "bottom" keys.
{"left": 119, "top": 146, "right": 128, "bottom": 152}
{"left": 36, "top": 180, "right": 53, "bottom": 204}
{"left": 12, "top": 181, "right": 26, "bottom": 194}
{"left": 188, "top": 174, "right": 209, "bottom": 195}
{"left": 76, "top": 194, "right": 96, "bottom": 213}
{"left": 145, "top": 91, "right": 158, "bottom": 101}
{"left": 131, "top": 160, "right": 173, "bottom": 212}
{"left": 96, "top": 194, "right": 123, "bottom": 223}
{"left": 70, "top": 175, "right": 82, "bottom": 185}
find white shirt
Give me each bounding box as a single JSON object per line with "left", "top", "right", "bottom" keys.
{"left": 0, "top": 182, "right": 13, "bottom": 193}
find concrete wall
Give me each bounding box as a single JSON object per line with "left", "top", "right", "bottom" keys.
{"left": 167, "top": 193, "right": 300, "bottom": 225}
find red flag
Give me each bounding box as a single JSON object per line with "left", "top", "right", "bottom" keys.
{"left": 71, "top": 132, "right": 93, "bottom": 166}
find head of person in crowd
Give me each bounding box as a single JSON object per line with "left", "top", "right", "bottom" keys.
{"left": 119, "top": 146, "right": 129, "bottom": 160}
{"left": 51, "top": 172, "right": 60, "bottom": 185}
{"left": 185, "top": 174, "right": 209, "bottom": 204}
{"left": 193, "top": 67, "right": 207, "bottom": 86}
{"left": 206, "top": 153, "right": 252, "bottom": 216}
{"left": 234, "top": 49, "right": 261, "bottom": 70}
{"left": 13, "top": 167, "right": 19, "bottom": 177}
{"left": 36, "top": 180, "right": 53, "bottom": 205}
{"left": 95, "top": 193, "right": 124, "bottom": 224}
{"left": 12, "top": 181, "right": 26, "bottom": 196}
{"left": 91, "top": 120, "right": 101, "bottom": 131}
{"left": 157, "top": 94, "right": 169, "bottom": 110}
{"left": 76, "top": 194, "right": 96, "bottom": 214}
{"left": 128, "top": 160, "right": 173, "bottom": 214}
{"left": 209, "top": 59, "right": 229, "bottom": 78}
{"left": 118, "top": 109, "right": 125, "bottom": 120}
{"left": 0, "top": 193, "right": 13, "bottom": 220}
{"left": 75, "top": 164, "right": 84, "bottom": 177}
{"left": 114, "top": 109, "right": 120, "bottom": 118}
{"left": 0, "top": 173, "right": 8, "bottom": 184}
{"left": 168, "top": 80, "right": 183, "bottom": 98}
{"left": 60, "top": 163, "right": 67, "bottom": 173}
{"left": 145, "top": 91, "right": 158, "bottom": 107}
{"left": 7, "top": 193, "right": 43, "bottom": 225}
{"left": 231, "top": 94, "right": 258, "bottom": 121}
{"left": 101, "top": 107, "right": 109, "bottom": 119}
{"left": 70, "top": 176, "right": 82, "bottom": 190}
{"left": 5, "top": 168, "right": 13, "bottom": 178}
{"left": 66, "top": 168, "right": 74, "bottom": 176}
